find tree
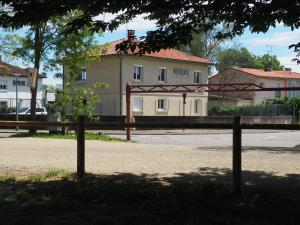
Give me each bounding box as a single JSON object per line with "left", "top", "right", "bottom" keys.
{"left": 0, "top": 11, "right": 101, "bottom": 131}
{"left": 177, "top": 25, "right": 231, "bottom": 62}
{"left": 217, "top": 47, "right": 284, "bottom": 71}
{"left": 217, "top": 47, "right": 256, "bottom": 71}
{"left": 1, "top": 1, "right": 300, "bottom": 56}
{"left": 254, "top": 54, "right": 284, "bottom": 71}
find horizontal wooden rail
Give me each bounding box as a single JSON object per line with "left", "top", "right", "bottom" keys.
{"left": 1, "top": 120, "right": 300, "bottom": 130}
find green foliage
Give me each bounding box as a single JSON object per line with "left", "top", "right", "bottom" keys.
{"left": 266, "top": 97, "right": 300, "bottom": 105}
{"left": 0, "top": 175, "right": 15, "bottom": 184}
{"left": 1, "top": 0, "right": 300, "bottom": 62}
{"left": 177, "top": 25, "right": 231, "bottom": 62}
{"left": 217, "top": 47, "right": 284, "bottom": 71}
{"left": 55, "top": 82, "right": 108, "bottom": 120}
{"left": 0, "top": 107, "right": 16, "bottom": 114}
{"left": 0, "top": 11, "right": 102, "bottom": 76}
{"left": 209, "top": 104, "right": 293, "bottom": 116}
{"left": 217, "top": 47, "right": 256, "bottom": 71}
{"left": 12, "top": 132, "right": 127, "bottom": 142}
{"left": 27, "top": 170, "right": 71, "bottom": 182}
{"left": 254, "top": 54, "right": 284, "bottom": 71}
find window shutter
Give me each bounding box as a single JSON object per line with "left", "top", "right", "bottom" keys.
{"left": 141, "top": 66, "right": 144, "bottom": 81}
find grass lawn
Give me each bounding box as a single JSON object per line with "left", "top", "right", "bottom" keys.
{"left": 0, "top": 169, "right": 300, "bottom": 225}
{"left": 11, "top": 132, "right": 127, "bottom": 142}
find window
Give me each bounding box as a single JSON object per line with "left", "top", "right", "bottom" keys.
{"left": 0, "top": 80, "right": 7, "bottom": 90}
{"left": 157, "top": 99, "right": 167, "bottom": 111}
{"left": 275, "top": 83, "right": 281, "bottom": 98}
{"left": 81, "top": 68, "right": 87, "bottom": 80}
{"left": 13, "top": 80, "right": 26, "bottom": 86}
{"left": 158, "top": 67, "right": 167, "bottom": 83}
{"left": 288, "top": 80, "right": 300, "bottom": 97}
{"left": 173, "top": 68, "right": 189, "bottom": 77}
{"left": 194, "top": 71, "right": 202, "bottom": 84}
{"left": 76, "top": 68, "right": 87, "bottom": 81}
{"left": 36, "top": 108, "right": 45, "bottom": 113}
{"left": 133, "top": 98, "right": 143, "bottom": 112}
{"left": 133, "top": 65, "right": 143, "bottom": 81}
{"left": 194, "top": 99, "right": 201, "bottom": 114}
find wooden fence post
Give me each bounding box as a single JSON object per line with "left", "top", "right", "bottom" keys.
{"left": 233, "top": 116, "right": 242, "bottom": 194}
{"left": 77, "top": 115, "right": 85, "bottom": 180}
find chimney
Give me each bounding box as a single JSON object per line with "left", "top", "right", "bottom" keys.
{"left": 285, "top": 68, "right": 292, "bottom": 72}
{"left": 127, "top": 30, "right": 136, "bottom": 41}
{"left": 264, "top": 64, "right": 272, "bottom": 72}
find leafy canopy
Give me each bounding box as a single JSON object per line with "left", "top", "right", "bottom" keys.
{"left": 0, "top": 0, "right": 300, "bottom": 55}
{"left": 217, "top": 47, "right": 284, "bottom": 71}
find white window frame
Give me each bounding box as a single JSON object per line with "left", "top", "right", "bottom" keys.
{"left": 193, "top": 71, "right": 202, "bottom": 84}
{"left": 0, "top": 80, "right": 7, "bottom": 91}
{"left": 75, "top": 67, "right": 87, "bottom": 82}
{"left": 173, "top": 68, "right": 189, "bottom": 77}
{"left": 157, "top": 98, "right": 168, "bottom": 112}
{"left": 133, "top": 97, "right": 143, "bottom": 112}
{"left": 275, "top": 83, "right": 281, "bottom": 98}
{"left": 194, "top": 99, "right": 201, "bottom": 114}
{"left": 133, "top": 65, "right": 143, "bottom": 82}
{"left": 13, "top": 80, "right": 26, "bottom": 86}
{"left": 81, "top": 67, "right": 87, "bottom": 80}
{"left": 158, "top": 67, "right": 167, "bottom": 83}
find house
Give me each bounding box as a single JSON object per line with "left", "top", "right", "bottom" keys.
{"left": 65, "top": 30, "right": 213, "bottom": 116}
{"left": 0, "top": 60, "right": 45, "bottom": 110}
{"left": 208, "top": 66, "right": 300, "bottom": 105}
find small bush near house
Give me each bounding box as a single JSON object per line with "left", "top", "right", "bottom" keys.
{"left": 266, "top": 96, "right": 300, "bottom": 105}
{"left": 0, "top": 107, "right": 16, "bottom": 114}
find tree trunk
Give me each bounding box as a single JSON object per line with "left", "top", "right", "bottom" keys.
{"left": 29, "top": 25, "right": 42, "bottom": 133}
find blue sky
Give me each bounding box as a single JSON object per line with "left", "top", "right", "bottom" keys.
{"left": 2, "top": 15, "right": 300, "bottom": 86}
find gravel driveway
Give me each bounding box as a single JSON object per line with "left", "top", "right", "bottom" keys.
{"left": 0, "top": 137, "right": 299, "bottom": 176}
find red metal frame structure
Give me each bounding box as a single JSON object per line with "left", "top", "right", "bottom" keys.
{"left": 125, "top": 83, "right": 300, "bottom": 140}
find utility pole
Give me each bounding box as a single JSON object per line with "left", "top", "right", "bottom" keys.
{"left": 15, "top": 75, "right": 19, "bottom": 130}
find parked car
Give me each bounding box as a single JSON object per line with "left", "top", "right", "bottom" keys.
{"left": 10, "top": 107, "right": 47, "bottom": 115}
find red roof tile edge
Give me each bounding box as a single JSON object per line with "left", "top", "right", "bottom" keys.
{"left": 102, "top": 39, "right": 213, "bottom": 65}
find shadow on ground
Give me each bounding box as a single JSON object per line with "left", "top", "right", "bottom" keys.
{"left": 0, "top": 167, "right": 300, "bottom": 225}
{"left": 198, "top": 146, "right": 300, "bottom": 154}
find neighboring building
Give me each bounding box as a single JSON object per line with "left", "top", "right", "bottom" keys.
{"left": 65, "top": 31, "right": 213, "bottom": 116}
{"left": 0, "top": 60, "right": 45, "bottom": 109}
{"left": 208, "top": 66, "right": 300, "bottom": 105}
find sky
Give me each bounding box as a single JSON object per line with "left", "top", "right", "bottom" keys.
{"left": 2, "top": 14, "right": 300, "bottom": 86}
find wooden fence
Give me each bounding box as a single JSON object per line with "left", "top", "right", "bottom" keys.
{"left": 1, "top": 116, "right": 300, "bottom": 194}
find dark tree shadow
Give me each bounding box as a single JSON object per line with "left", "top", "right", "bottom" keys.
{"left": 0, "top": 168, "right": 300, "bottom": 225}
{"left": 198, "top": 146, "right": 300, "bottom": 154}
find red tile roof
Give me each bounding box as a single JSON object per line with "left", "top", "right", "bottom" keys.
{"left": 103, "top": 39, "right": 213, "bottom": 65}
{"left": 232, "top": 67, "right": 300, "bottom": 80}
{"left": 0, "top": 61, "right": 28, "bottom": 77}
{"left": 0, "top": 61, "right": 45, "bottom": 78}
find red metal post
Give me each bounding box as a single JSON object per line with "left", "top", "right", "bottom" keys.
{"left": 182, "top": 93, "right": 187, "bottom": 117}
{"left": 182, "top": 93, "right": 187, "bottom": 132}
{"left": 126, "top": 83, "right": 131, "bottom": 140}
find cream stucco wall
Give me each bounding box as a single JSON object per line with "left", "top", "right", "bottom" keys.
{"left": 121, "top": 56, "right": 209, "bottom": 116}
{"left": 253, "top": 78, "right": 286, "bottom": 104}
{"left": 209, "top": 69, "right": 290, "bottom": 105}
{"left": 66, "top": 55, "right": 210, "bottom": 116}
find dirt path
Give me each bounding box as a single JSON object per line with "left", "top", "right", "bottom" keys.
{"left": 0, "top": 138, "right": 299, "bottom": 176}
